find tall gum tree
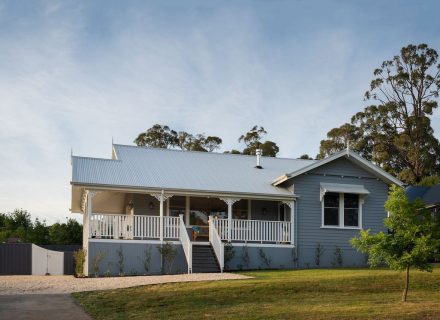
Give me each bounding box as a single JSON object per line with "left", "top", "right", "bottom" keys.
{"left": 319, "top": 44, "right": 440, "bottom": 183}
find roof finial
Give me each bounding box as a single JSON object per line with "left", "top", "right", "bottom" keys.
{"left": 112, "top": 136, "right": 114, "bottom": 145}
{"left": 346, "top": 140, "right": 350, "bottom": 151}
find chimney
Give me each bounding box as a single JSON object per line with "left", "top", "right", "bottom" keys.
{"left": 255, "top": 149, "right": 263, "bottom": 169}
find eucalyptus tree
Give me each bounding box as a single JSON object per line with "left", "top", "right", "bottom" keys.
{"left": 135, "top": 125, "right": 222, "bottom": 152}
{"left": 319, "top": 44, "right": 440, "bottom": 183}
{"left": 239, "top": 125, "right": 280, "bottom": 157}
{"left": 134, "top": 124, "right": 178, "bottom": 148}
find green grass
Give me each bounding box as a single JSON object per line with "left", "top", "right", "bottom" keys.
{"left": 73, "top": 267, "right": 440, "bottom": 320}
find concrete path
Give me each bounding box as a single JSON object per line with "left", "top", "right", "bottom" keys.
{"left": 0, "top": 294, "right": 92, "bottom": 320}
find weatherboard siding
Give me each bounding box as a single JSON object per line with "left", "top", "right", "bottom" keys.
{"left": 88, "top": 241, "right": 187, "bottom": 276}
{"left": 290, "top": 157, "right": 389, "bottom": 268}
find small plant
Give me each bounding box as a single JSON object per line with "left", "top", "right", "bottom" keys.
{"left": 138, "top": 247, "right": 152, "bottom": 275}
{"left": 129, "top": 268, "right": 138, "bottom": 276}
{"left": 314, "top": 243, "right": 326, "bottom": 267}
{"left": 224, "top": 242, "right": 235, "bottom": 270}
{"left": 241, "top": 245, "right": 250, "bottom": 269}
{"left": 116, "top": 245, "right": 125, "bottom": 276}
{"left": 258, "top": 248, "right": 271, "bottom": 269}
{"left": 73, "top": 248, "right": 86, "bottom": 277}
{"left": 103, "top": 261, "right": 112, "bottom": 277}
{"left": 92, "top": 251, "right": 105, "bottom": 277}
{"left": 157, "top": 241, "right": 177, "bottom": 274}
{"left": 291, "top": 247, "right": 298, "bottom": 268}
{"left": 305, "top": 262, "right": 310, "bottom": 269}
{"left": 332, "top": 246, "right": 343, "bottom": 267}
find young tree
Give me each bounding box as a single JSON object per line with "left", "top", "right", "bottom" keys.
{"left": 320, "top": 44, "right": 440, "bottom": 183}
{"left": 351, "top": 185, "right": 439, "bottom": 301}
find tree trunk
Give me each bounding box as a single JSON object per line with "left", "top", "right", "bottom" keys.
{"left": 402, "top": 266, "right": 410, "bottom": 302}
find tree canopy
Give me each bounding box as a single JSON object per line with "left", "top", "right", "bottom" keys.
{"left": 351, "top": 186, "right": 439, "bottom": 301}
{"left": 134, "top": 124, "right": 222, "bottom": 152}
{"left": 238, "top": 125, "right": 280, "bottom": 157}
{"left": 134, "top": 124, "right": 178, "bottom": 149}
{"left": 136, "top": 124, "right": 281, "bottom": 157}
{"left": 319, "top": 44, "right": 440, "bottom": 183}
{"left": 0, "top": 209, "right": 82, "bottom": 245}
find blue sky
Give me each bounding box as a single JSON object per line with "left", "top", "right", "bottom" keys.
{"left": 1, "top": 0, "right": 440, "bottom": 223}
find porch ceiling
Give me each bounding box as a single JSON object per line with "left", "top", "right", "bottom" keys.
{"left": 70, "top": 185, "right": 297, "bottom": 214}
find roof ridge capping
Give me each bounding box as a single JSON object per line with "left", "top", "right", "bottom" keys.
{"left": 112, "top": 143, "right": 318, "bottom": 162}
{"left": 272, "top": 149, "right": 403, "bottom": 187}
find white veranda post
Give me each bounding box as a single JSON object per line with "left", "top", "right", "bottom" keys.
{"left": 220, "top": 198, "right": 239, "bottom": 242}
{"left": 84, "top": 190, "right": 98, "bottom": 276}
{"left": 283, "top": 201, "right": 295, "bottom": 245}
{"left": 151, "top": 191, "right": 173, "bottom": 242}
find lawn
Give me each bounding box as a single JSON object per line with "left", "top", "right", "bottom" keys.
{"left": 73, "top": 267, "right": 440, "bottom": 320}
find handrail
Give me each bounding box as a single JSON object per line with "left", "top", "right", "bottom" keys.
{"left": 209, "top": 216, "right": 224, "bottom": 272}
{"left": 179, "top": 214, "right": 192, "bottom": 273}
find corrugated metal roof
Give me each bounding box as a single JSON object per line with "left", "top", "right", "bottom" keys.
{"left": 71, "top": 144, "right": 316, "bottom": 197}
{"left": 406, "top": 184, "right": 440, "bottom": 206}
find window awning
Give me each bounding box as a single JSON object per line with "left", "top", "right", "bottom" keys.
{"left": 320, "top": 183, "right": 370, "bottom": 201}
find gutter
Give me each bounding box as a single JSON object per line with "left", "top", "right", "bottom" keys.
{"left": 70, "top": 182, "right": 299, "bottom": 202}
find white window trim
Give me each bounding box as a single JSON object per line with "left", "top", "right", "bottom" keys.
{"left": 321, "top": 192, "right": 363, "bottom": 229}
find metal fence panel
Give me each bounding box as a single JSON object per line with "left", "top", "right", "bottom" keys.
{"left": 0, "top": 243, "right": 32, "bottom": 275}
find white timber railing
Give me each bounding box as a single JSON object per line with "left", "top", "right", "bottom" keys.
{"left": 208, "top": 216, "right": 224, "bottom": 272}
{"left": 133, "top": 215, "right": 159, "bottom": 239}
{"left": 212, "top": 218, "right": 291, "bottom": 243}
{"left": 90, "top": 214, "right": 180, "bottom": 240}
{"left": 90, "top": 214, "right": 133, "bottom": 239}
{"left": 179, "top": 214, "right": 192, "bottom": 273}
{"left": 164, "top": 216, "right": 180, "bottom": 239}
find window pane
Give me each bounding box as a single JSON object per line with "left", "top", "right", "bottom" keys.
{"left": 324, "top": 193, "right": 339, "bottom": 207}
{"left": 344, "top": 208, "right": 359, "bottom": 227}
{"left": 344, "top": 193, "right": 359, "bottom": 209}
{"left": 324, "top": 208, "right": 339, "bottom": 226}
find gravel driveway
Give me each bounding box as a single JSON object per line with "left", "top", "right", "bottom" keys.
{"left": 0, "top": 273, "right": 249, "bottom": 295}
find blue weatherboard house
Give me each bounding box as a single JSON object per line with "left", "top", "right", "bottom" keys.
{"left": 70, "top": 144, "right": 402, "bottom": 276}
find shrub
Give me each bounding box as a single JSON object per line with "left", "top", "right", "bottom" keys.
{"left": 258, "top": 249, "right": 271, "bottom": 269}
{"left": 332, "top": 246, "right": 343, "bottom": 267}
{"left": 92, "top": 251, "right": 105, "bottom": 277}
{"left": 138, "top": 247, "right": 152, "bottom": 275}
{"left": 314, "top": 243, "right": 326, "bottom": 267}
{"left": 73, "top": 248, "right": 86, "bottom": 277}
{"left": 224, "top": 242, "right": 235, "bottom": 270}
{"left": 116, "top": 245, "right": 125, "bottom": 276}
{"left": 291, "top": 247, "right": 298, "bottom": 268}
{"left": 157, "top": 241, "right": 177, "bottom": 274}
{"left": 241, "top": 245, "right": 250, "bottom": 269}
